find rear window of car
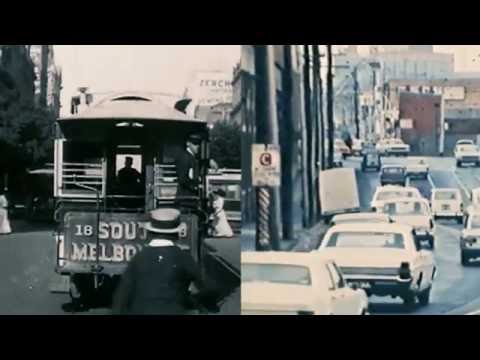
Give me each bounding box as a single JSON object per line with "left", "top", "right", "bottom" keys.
{"left": 377, "top": 191, "right": 417, "bottom": 201}
{"left": 384, "top": 201, "right": 428, "bottom": 216}
{"left": 458, "top": 145, "right": 477, "bottom": 152}
{"left": 241, "top": 264, "right": 311, "bottom": 286}
{"left": 383, "top": 167, "right": 404, "bottom": 174}
{"left": 434, "top": 192, "right": 458, "bottom": 200}
{"left": 326, "top": 232, "right": 405, "bottom": 249}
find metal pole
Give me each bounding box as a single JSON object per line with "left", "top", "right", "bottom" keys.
{"left": 326, "top": 45, "right": 334, "bottom": 169}
{"left": 303, "top": 45, "right": 314, "bottom": 224}
{"left": 312, "top": 45, "right": 321, "bottom": 217}
{"left": 353, "top": 67, "right": 360, "bottom": 139}
{"left": 318, "top": 49, "right": 325, "bottom": 170}
{"left": 265, "top": 45, "right": 282, "bottom": 251}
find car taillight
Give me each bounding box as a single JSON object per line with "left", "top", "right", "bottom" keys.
{"left": 297, "top": 311, "right": 314, "bottom": 315}
{"left": 399, "top": 262, "right": 411, "bottom": 280}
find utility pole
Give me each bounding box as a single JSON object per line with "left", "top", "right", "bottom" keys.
{"left": 326, "top": 45, "right": 334, "bottom": 169}
{"left": 303, "top": 45, "right": 314, "bottom": 225}
{"left": 353, "top": 67, "right": 359, "bottom": 139}
{"left": 318, "top": 48, "right": 325, "bottom": 170}
{"left": 254, "top": 45, "right": 281, "bottom": 251}
{"left": 312, "top": 45, "right": 322, "bottom": 217}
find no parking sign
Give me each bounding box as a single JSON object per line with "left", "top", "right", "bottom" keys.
{"left": 252, "top": 144, "right": 281, "bottom": 187}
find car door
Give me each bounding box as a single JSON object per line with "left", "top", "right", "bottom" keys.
{"left": 325, "top": 261, "right": 358, "bottom": 315}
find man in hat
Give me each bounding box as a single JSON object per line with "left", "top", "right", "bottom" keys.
{"left": 174, "top": 134, "right": 202, "bottom": 211}
{"left": 112, "top": 208, "right": 219, "bottom": 315}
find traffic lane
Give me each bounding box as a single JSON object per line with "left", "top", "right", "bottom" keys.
{"left": 0, "top": 229, "right": 73, "bottom": 315}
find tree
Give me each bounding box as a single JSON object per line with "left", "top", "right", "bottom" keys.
{"left": 209, "top": 120, "right": 241, "bottom": 169}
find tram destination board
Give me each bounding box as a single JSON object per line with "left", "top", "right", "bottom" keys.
{"left": 62, "top": 212, "right": 193, "bottom": 266}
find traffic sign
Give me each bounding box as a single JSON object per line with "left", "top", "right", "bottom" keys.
{"left": 252, "top": 144, "right": 281, "bottom": 187}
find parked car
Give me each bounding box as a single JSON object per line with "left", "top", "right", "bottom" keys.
{"left": 454, "top": 144, "right": 480, "bottom": 167}
{"left": 460, "top": 209, "right": 480, "bottom": 266}
{"left": 317, "top": 223, "right": 436, "bottom": 307}
{"left": 241, "top": 252, "right": 369, "bottom": 315}
{"left": 371, "top": 185, "right": 423, "bottom": 212}
{"left": 361, "top": 151, "right": 381, "bottom": 172}
{"left": 376, "top": 138, "right": 410, "bottom": 157}
{"left": 406, "top": 158, "right": 429, "bottom": 179}
{"left": 330, "top": 212, "right": 392, "bottom": 226}
{"left": 430, "top": 188, "right": 463, "bottom": 223}
{"left": 380, "top": 198, "right": 435, "bottom": 249}
{"left": 380, "top": 165, "right": 407, "bottom": 186}
{"left": 335, "top": 139, "right": 351, "bottom": 159}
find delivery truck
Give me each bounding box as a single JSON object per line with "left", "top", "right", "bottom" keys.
{"left": 319, "top": 167, "right": 360, "bottom": 223}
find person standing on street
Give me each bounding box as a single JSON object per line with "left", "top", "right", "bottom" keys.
{"left": 111, "top": 208, "right": 219, "bottom": 315}
{"left": 0, "top": 192, "right": 12, "bottom": 235}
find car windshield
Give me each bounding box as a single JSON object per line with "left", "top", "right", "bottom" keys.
{"left": 326, "top": 232, "right": 405, "bottom": 249}
{"left": 241, "top": 264, "right": 311, "bottom": 286}
{"left": 384, "top": 201, "right": 428, "bottom": 216}
{"left": 434, "top": 192, "right": 458, "bottom": 200}
{"left": 383, "top": 167, "right": 404, "bottom": 174}
{"left": 366, "top": 154, "right": 378, "bottom": 161}
{"left": 458, "top": 145, "right": 477, "bottom": 152}
{"left": 377, "top": 190, "right": 417, "bottom": 201}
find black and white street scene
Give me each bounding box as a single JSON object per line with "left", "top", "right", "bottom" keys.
{"left": 0, "top": 45, "right": 241, "bottom": 315}
{"left": 241, "top": 45, "right": 480, "bottom": 315}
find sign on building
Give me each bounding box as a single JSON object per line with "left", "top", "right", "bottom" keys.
{"left": 443, "top": 86, "right": 465, "bottom": 100}
{"left": 252, "top": 144, "right": 281, "bottom": 187}
{"left": 186, "top": 71, "right": 233, "bottom": 107}
{"left": 400, "top": 118, "right": 414, "bottom": 129}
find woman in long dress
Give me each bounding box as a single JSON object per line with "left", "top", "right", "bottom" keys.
{"left": 0, "top": 194, "right": 12, "bottom": 235}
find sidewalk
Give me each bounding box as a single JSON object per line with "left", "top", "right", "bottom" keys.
{"left": 241, "top": 219, "right": 329, "bottom": 253}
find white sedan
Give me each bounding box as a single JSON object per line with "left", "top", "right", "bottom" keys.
{"left": 406, "top": 159, "right": 429, "bottom": 179}
{"left": 380, "top": 198, "right": 435, "bottom": 249}
{"left": 376, "top": 138, "right": 410, "bottom": 156}
{"left": 371, "top": 185, "right": 423, "bottom": 212}
{"left": 317, "top": 223, "right": 436, "bottom": 307}
{"left": 241, "top": 252, "right": 369, "bottom": 315}
{"left": 430, "top": 188, "right": 463, "bottom": 223}
{"left": 454, "top": 144, "right": 480, "bottom": 167}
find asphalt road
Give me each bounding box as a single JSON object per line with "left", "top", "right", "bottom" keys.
{"left": 345, "top": 156, "right": 480, "bottom": 315}
{"left": 0, "top": 220, "right": 239, "bottom": 315}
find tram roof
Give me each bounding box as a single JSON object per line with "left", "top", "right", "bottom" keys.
{"left": 58, "top": 92, "right": 205, "bottom": 124}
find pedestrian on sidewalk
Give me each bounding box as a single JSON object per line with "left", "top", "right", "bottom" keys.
{"left": 0, "top": 193, "right": 12, "bottom": 235}
{"left": 112, "top": 208, "right": 220, "bottom": 315}
{"left": 209, "top": 189, "right": 233, "bottom": 238}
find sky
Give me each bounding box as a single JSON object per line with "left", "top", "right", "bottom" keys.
{"left": 54, "top": 45, "right": 241, "bottom": 116}
{"left": 54, "top": 45, "right": 480, "bottom": 117}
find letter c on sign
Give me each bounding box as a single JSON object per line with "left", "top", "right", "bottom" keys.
{"left": 260, "top": 153, "right": 272, "bottom": 166}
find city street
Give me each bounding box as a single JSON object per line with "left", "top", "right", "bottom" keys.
{"left": 0, "top": 221, "right": 239, "bottom": 315}
{"left": 345, "top": 156, "right": 480, "bottom": 315}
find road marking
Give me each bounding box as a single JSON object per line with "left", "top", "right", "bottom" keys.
{"left": 427, "top": 174, "right": 435, "bottom": 189}
{"left": 453, "top": 170, "right": 470, "bottom": 198}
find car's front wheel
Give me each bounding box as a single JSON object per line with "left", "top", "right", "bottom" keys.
{"left": 457, "top": 216, "right": 463, "bottom": 225}
{"left": 428, "top": 237, "right": 435, "bottom": 250}
{"left": 461, "top": 252, "right": 469, "bottom": 266}
{"left": 457, "top": 160, "right": 462, "bottom": 168}
{"left": 402, "top": 292, "right": 417, "bottom": 309}
{"left": 418, "top": 287, "right": 431, "bottom": 306}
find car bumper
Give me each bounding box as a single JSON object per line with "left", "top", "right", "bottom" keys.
{"left": 380, "top": 179, "right": 406, "bottom": 185}
{"left": 458, "top": 157, "right": 480, "bottom": 163}
{"left": 386, "top": 150, "right": 409, "bottom": 155}
{"left": 433, "top": 211, "right": 462, "bottom": 218}
{"left": 344, "top": 275, "right": 413, "bottom": 297}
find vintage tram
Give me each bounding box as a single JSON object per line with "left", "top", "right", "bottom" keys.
{"left": 53, "top": 92, "right": 211, "bottom": 306}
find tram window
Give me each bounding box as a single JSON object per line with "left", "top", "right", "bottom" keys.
{"left": 116, "top": 155, "right": 142, "bottom": 175}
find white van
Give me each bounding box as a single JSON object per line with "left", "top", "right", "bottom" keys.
{"left": 430, "top": 188, "right": 463, "bottom": 223}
